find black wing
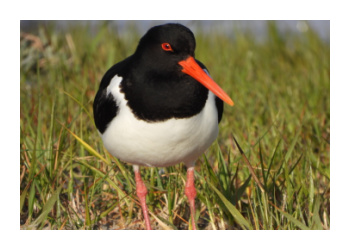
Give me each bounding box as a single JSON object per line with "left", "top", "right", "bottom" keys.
{"left": 93, "top": 59, "right": 130, "bottom": 134}
{"left": 93, "top": 88, "right": 119, "bottom": 134}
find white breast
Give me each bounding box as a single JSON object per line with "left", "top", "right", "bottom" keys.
{"left": 101, "top": 75, "right": 219, "bottom": 167}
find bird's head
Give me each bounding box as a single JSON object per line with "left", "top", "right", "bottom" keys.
{"left": 135, "top": 23, "right": 234, "bottom": 106}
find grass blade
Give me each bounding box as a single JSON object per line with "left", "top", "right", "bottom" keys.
{"left": 232, "top": 134, "right": 265, "bottom": 192}
{"left": 149, "top": 210, "right": 177, "bottom": 230}
{"left": 31, "top": 185, "right": 62, "bottom": 228}
{"left": 278, "top": 210, "right": 310, "bottom": 230}
{"left": 285, "top": 129, "right": 300, "bottom": 163}
{"left": 60, "top": 122, "right": 110, "bottom": 165}
{"left": 235, "top": 175, "right": 252, "bottom": 203}
{"left": 60, "top": 89, "right": 94, "bottom": 122}
{"left": 207, "top": 181, "right": 252, "bottom": 229}
{"left": 20, "top": 186, "right": 29, "bottom": 213}
{"left": 79, "top": 161, "right": 129, "bottom": 204}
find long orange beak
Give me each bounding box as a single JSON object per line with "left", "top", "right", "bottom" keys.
{"left": 178, "top": 56, "right": 234, "bottom": 106}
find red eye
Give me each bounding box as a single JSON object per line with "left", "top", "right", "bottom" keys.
{"left": 161, "top": 43, "right": 173, "bottom": 52}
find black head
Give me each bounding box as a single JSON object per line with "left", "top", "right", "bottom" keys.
{"left": 134, "top": 23, "right": 196, "bottom": 73}
{"left": 113, "top": 23, "right": 210, "bottom": 122}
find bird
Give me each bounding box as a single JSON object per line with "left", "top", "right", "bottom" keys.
{"left": 93, "top": 23, "right": 234, "bottom": 230}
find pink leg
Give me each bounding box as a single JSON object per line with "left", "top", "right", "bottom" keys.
{"left": 133, "top": 165, "right": 152, "bottom": 230}
{"left": 185, "top": 166, "right": 197, "bottom": 230}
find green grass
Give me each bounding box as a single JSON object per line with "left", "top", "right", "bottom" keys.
{"left": 20, "top": 21, "right": 330, "bottom": 230}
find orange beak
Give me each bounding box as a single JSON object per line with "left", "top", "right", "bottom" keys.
{"left": 178, "top": 56, "right": 234, "bottom": 106}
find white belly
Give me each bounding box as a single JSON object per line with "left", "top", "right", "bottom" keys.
{"left": 101, "top": 75, "right": 219, "bottom": 167}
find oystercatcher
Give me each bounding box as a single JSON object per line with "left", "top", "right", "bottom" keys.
{"left": 93, "top": 23, "right": 234, "bottom": 230}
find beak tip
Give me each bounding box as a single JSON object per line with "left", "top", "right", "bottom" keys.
{"left": 223, "top": 98, "right": 234, "bottom": 106}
